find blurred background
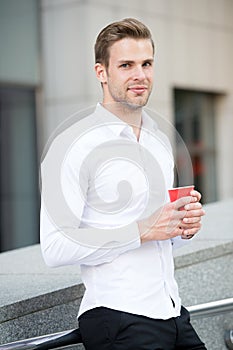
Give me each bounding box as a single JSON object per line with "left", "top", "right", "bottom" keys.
{"left": 0, "top": 0, "right": 233, "bottom": 252}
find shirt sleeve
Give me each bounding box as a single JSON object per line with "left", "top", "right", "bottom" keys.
{"left": 40, "top": 141, "right": 141, "bottom": 267}
{"left": 40, "top": 203, "right": 141, "bottom": 267}
{"left": 171, "top": 236, "right": 191, "bottom": 249}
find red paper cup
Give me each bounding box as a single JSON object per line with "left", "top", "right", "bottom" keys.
{"left": 168, "top": 185, "right": 194, "bottom": 209}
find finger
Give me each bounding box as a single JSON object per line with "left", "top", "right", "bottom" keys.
{"left": 183, "top": 226, "right": 201, "bottom": 236}
{"left": 184, "top": 202, "right": 204, "bottom": 211}
{"left": 190, "top": 190, "right": 202, "bottom": 201}
{"left": 180, "top": 216, "right": 202, "bottom": 228}
{"left": 184, "top": 202, "right": 205, "bottom": 216}
{"left": 182, "top": 216, "right": 202, "bottom": 224}
{"left": 182, "top": 221, "right": 202, "bottom": 231}
{"left": 181, "top": 233, "right": 195, "bottom": 240}
{"left": 183, "top": 208, "right": 205, "bottom": 219}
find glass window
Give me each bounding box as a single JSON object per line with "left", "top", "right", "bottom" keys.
{"left": 174, "top": 89, "right": 217, "bottom": 203}
{"left": 0, "top": 0, "right": 40, "bottom": 84}
{"left": 0, "top": 86, "right": 39, "bottom": 251}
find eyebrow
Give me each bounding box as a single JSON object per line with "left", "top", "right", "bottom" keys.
{"left": 118, "top": 58, "right": 154, "bottom": 64}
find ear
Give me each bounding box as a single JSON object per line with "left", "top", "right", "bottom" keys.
{"left": 95, "top": 63, "right": 107, "bottom": 84}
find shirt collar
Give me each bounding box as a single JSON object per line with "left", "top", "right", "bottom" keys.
{"left": 95, "top": 103, "right": 129, "bottom": 136}
{"left": 141, "top": 109, "right": 158, "bottom": 133}
{"left": 95, "top": 103, "right": 158, "bottom": 137}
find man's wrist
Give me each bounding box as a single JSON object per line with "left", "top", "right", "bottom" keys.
{"left": 137, "top": 219, "right": 152, "bottom": 243}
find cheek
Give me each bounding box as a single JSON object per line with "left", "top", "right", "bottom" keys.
{"left": 147, "top": 70, "right": 154, "bottom": 81}
{"left": 109, "top": 75, "right": 127, "bottom": 90}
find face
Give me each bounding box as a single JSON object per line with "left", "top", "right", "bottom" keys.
{"left": 95, "top": 38, "right": 154, "bottom": 109}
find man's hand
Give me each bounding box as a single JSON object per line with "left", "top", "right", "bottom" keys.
{"left": 180, "top": 189, "right": 205, "bottom": 239}
{"left": 138, "top": 190, "right": 205, "bottom": 243}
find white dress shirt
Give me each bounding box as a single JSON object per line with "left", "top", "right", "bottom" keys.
{"left": 40, "top": 103, "right": 186, "bottom": 320}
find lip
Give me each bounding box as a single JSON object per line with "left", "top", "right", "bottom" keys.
{"left": 128, "top": 85, "right": 148, "bottom": 94}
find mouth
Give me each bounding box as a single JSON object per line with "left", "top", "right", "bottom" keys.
{"left": 128, "top": 86, "right": 148, "bottom": 94}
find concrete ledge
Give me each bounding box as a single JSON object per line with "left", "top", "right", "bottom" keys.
{"left": 0, "top": 199, "right": 233, "bottom": 348}
{"left": 0, "top": 245, "right": 84, "bottom": 321}
{"left": 174, "top": 198, "right": 233, "bottom": 268}
{"left": 0, "top": 245, "right": 84, "bottom": 345}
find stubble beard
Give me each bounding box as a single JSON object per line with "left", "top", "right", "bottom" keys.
{"left": 108, "top": 86, "right": 152, "bottom": 111}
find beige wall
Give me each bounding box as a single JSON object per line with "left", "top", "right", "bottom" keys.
{"left": 39, "top": 0, "right": 233, "bottom": 199}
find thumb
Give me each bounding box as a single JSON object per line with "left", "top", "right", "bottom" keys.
{"left": 174, "top": 196, "right": 196, "bottom": 210}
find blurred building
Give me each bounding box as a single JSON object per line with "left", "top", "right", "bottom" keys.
{"left": 0, "top": 0, "right": 233, "bottom": 251}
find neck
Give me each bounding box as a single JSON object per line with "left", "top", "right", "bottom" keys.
{"left": 102, "top": 101, "right": 142, "bottom": 140}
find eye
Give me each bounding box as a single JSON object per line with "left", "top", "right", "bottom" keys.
{"left": 119, "top": 63, "right": 130, "bottom": 68}
{"left": 143, "top": 61, "right": 152, "bottom": 67}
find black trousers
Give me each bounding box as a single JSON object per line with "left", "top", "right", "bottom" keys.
{"left": 78, "top": 306, "right": 207, "bottom": 350}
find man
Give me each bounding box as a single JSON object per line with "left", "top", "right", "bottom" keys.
{"left": 40, "top": 18, "right": 206, "bottom": 349}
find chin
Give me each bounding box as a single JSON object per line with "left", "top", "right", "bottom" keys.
{"left": 130, "top": 98, "right": 148, "bottom": 108}
{"left": 123, "top": 101, "right": 144, "bottom": 110}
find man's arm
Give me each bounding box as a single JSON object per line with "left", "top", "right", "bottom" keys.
{"left": 40, "top": 202, "right": 141, "bottom": 267}
{"left": 40, "top": 191, "right": 204, "bottom": 267}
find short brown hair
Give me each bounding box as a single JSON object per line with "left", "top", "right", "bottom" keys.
{"left": 95, "top": 18, "right": 154, "bottom": 68}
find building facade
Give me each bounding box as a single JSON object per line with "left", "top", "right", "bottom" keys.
{"left": 1, "top": 0, "right": 233, "bottom": 251}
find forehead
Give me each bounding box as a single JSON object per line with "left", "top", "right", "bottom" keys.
{"left": 109, "top": 38, "right": 154, "bottom": 62}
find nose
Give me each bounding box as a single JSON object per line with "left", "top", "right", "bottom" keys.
{"left": 132, "top": 65, "right": 146, "bottom": 80}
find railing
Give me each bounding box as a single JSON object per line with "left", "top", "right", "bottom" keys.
{"left": 187, "top": 297, "right": 233, "bottom": 319}
{"left": 1, "top": 298, "right": 233, "bottom": 350}
{"left": 0, "top": 329, "right": 82, "bottom": 350}
{"left": 187, "top": 298, "right": 233, "bottom": 350}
